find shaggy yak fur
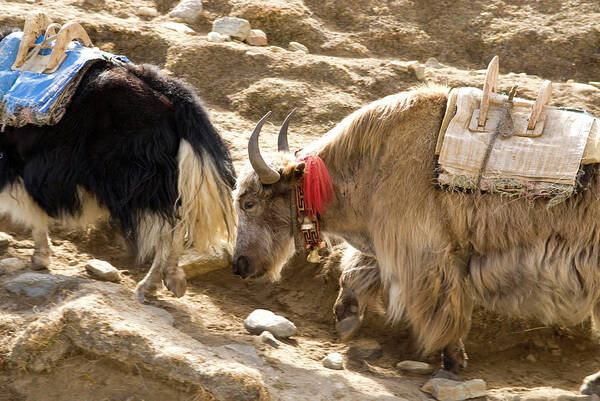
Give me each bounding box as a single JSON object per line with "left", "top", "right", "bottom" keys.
{"left": 233, "top": 83, "right": 600, "bottom": 378}
{"left": 0, "top": 28, "right": 235, "bottom": 302}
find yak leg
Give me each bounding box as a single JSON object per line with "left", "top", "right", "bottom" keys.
{"left": 161, "top": 225, "right": 186, "bottom": 298}
{"left": 394, "top": 247, "right": 472, "bottom": 377}
{"left": 334, "top": 258, "right": 381, "bottom": 340}
{"left": 30, "top": 226, "right": 52, "bottom": 270}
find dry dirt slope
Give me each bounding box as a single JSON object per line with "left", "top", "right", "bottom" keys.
{"left": 0, "top": 0, "right": 600, "bottom": 400}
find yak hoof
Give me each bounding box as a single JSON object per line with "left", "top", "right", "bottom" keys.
{"left": 433, "top": 368, "right": 460, "bottom": 381}
{"left": 581, "top": 371, "right": 600, "bottom": 395}
{"left": 30, "top": 254, "right": 50, "bottom": 270}
{"left": 163, "top": 268, "right": 187, "bottom": 298}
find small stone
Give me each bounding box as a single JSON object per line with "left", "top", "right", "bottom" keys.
{"left": 347, "top": 339, "right": 382, "bottom": 361}
{"left": 259, "top": 331, "right": 280, "bottom": 348}
{"left": 0, "top": 232, "right": 12, "bottom": 250}
{"left": 581, "top": 371, "right": 600, "bottom": 396}
{"left": 289, "top": 41, "right": 308, "bottom": 54}
{"left": 244, "top": 309, "right": 297, "bottom": 338}
{"left": 212, "top": 17, "right": 251, "bottom": 41}
{"left": 69, "top": 260, "right": 78, "bottom": 266}
{"left": 138, "top": 7, "right": 159, "bottom": 17}
{"left": 0, "top": 257, "right": 26, "bottom": 273}
{"left": 162, "top": 22, "right": 195, "bottom": 34}
{"left": 85, "top": 259, "right": 121, "bottom": 282}
{"left": 409, "top": 63, "right": 426, "bottom": 80}
{"left": 5, "top": 272, "right": 65, "bottom": 298}
{"left": 246, "top": 29, "right": 267, "bottom": 46}
{"left": 425, "top": 57, "right": 444, "bottom": 68}
{"left": 169, "top": 0, "right": 203, "bottom": 23}
{"left": 526, "top": 354, "right": 537, "bottom": 363}
{"left": 84, "top": 0, "right": 102, "bottom": 5}
{"left": 207, "top": 31, "right": 230, "bottom": 43}
{"left": 244, "top": 51, "right": 261, "bottom": 56}
{"left": 421, "top": 378, "right": 486, "bottom": 401}
{"left": 322, "top": 352, "right": 344, "bottom": 370}
{"left": 143, "top": 305, "right": 174, "bottom": 326}
{"left": 396, "top": 360, "right": 435, "bottom": 375}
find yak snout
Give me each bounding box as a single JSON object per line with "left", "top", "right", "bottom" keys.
{"left": 232, "top": 255, "right": 254, "bottom": 279}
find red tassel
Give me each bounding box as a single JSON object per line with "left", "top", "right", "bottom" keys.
{"left": 297, "top": 155, "right": 334, "bottom": 217}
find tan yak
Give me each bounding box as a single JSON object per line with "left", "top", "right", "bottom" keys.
{"left": 231, "top": 84, "right": 600, "bottom": 387}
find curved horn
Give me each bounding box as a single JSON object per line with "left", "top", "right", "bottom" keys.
{"left": 249, "top": 111, "right": 281, "bottom": 184}
{"left": 277, "top": 108, "right": 296, "bottom": 152}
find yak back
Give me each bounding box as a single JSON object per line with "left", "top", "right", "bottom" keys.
{"left": 0, "top": 59, "right": 235, "bottom": 237}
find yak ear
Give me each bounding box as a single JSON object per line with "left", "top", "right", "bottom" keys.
{"left": 280, "top": 161, "right": 305, "bottom": 186}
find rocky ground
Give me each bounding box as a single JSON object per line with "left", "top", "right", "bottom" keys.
{"left": 1, "top": 0, "right": 600, "bottom": 400}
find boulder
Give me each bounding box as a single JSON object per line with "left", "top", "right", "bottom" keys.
{"left": 322, "top": 352, "right": 344, "bottom": 370}
{"left": 421, "top": 378, "right": 486, "bottom": 401}
{"left": 85, "top": 259, "right": 121, "bottom": 282}
{"left": 244, "top": 309, "right": 297, "bottom": 338}
{"left": 169, "top": 0, "right": 203, "bottom": 23}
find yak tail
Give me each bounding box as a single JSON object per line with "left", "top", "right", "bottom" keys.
{"left": 173, "top": 94, "right": 236, "bottom": 254}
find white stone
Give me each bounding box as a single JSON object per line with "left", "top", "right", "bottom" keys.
{"left": 322, "top": 352, "right": 344, "bottom": 370}
{"left": 396, "top": 360, "right": 434, "bottom": 375}
{"left": 162, "top": 22, "right": 195, "bottom": 34}
{"left": 169, "top": 0, "right": 203, "bottom": 23}
{"left": 422, "top": 378, "right": 486, "bottom": 401}
{"left": 143, "top": 305, "right": 174, "bottom": 326}
{"left": 0, "top": 257, "right": 26, "bottom": 272}
{"left": 85, "top": 259, "right": 121, "bottom": 282}
{"left": 259, "top": 331, "right": 280, "bottom": 348}
{"left": 246, "top": 29, "right": 267, "bottom": 46}
{"left": 207, "top": 31, "right": 230, "bottom": 43}
{"left": 589, "top": 82, "right": 600, "bottom": 89}
{"left": 244, "top": 309, "right": 297, "bottom": 338}
{"left": 138, "top": 7, "right": 159, "bottom": 17}
{"left": 425, "top": 57, "right": 444, "bottom": 68}
{"left": 212, "top": 17, "right": 251, "bottom": 41}
{"left": 5, "top": 272, "right": 66, "bottom": 298}
{"left": 289, "top": 41, "right": 308, "bottom": 54}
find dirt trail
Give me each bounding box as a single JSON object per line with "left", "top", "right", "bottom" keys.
{"left": 1, "top": 0, "right": 600, "bottom": 400}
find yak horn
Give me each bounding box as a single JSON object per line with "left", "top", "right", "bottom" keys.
{"left": 249, "top": 111, "right": 281, "bottom": 184}
{"left": 277, "top": 108, "right": 296, "bottom": 152}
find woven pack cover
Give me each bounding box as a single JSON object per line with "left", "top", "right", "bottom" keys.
{"left": 436, "top": 87, "right": 599, "bottom": 200}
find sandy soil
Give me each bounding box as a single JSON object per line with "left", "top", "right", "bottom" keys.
{"left": 1, "top": 0, "right": 600, "bottom": 400}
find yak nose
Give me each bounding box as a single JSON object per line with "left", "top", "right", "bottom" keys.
{"left": 233, "top": 256, "right": 252, "bottom": 279}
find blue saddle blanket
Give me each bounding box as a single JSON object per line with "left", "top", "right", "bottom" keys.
{"left": 0, "top": 31, "right": 129, "bottom": 130}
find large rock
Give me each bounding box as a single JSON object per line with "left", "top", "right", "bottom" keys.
{"left": 5, "top": 272, "right": 66, "bottom": 298}
{"left": 244, "top": 309, "right": 297, "bottom": 338}
{"left": 0, "top": 257, "right": 26, "bottom": 273}
{"left": 212, "top": 17, "right": 251, "bottom": 41}
{"left": 85, "top": 259, "right": 121, "bottom": 282}
{"left": 169, "top": 0, "right": 203, "bottom": 23}
{"left": 421, "top": 378, "right": 486, "bottom": 401}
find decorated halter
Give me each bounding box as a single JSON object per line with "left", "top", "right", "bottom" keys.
{"left": 247, "top": 109, "right": 335, "bottom": 263}
{"left": 295, "top": 154, "right": 334, "bottom": 263}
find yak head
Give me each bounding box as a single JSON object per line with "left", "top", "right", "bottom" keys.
{"left": 232, "top": 110, "right": 305, "bottom": 280}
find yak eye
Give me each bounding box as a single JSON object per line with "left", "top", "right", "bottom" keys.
{"left": 243, "top": 201, "right": 255, "bottom": 210}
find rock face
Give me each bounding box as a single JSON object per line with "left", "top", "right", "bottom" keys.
{"left": 421, "top": 378, "right": 486, "bottom": 401}
{"left": 289, "top": 41, "right": 309, "bottom": 53}
{"left": 85, "top": 259, "right": 121, "bottom": 282}
{"left": 169, "top": 0, "right": 203, "bottom": 23}
{"left": 212, "top": 17, "right": 251, "bottom": 41}
{"left": 244, "top": 309, "right": 297, "bottom": 338}
{"left": 8, "top": 282, "right": 268, "bottom": 400}
{"left": 5, "top": 273, "right": 66, "bottom": 298}
{"left": 322, "top": 352, "right": 344, "bottom": 370}
{"left": 246, "top": 29, "right": 267, "bottom": 46}
{"left": 396, "top": 360, "right": 435, "bottom": 375}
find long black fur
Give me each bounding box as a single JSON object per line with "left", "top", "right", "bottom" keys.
{"left": 0, "top": 29, "right": 235, "bottom": 245}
